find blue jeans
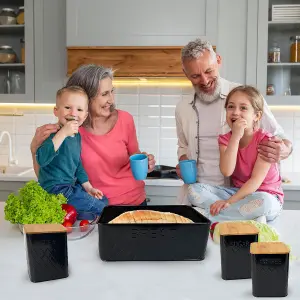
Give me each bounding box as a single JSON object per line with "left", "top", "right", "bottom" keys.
{"left": 187, "top": 183, "right": 283, "bottom": 223}
{"left": 49, "top": 183, "right": 109, "bottom": 215}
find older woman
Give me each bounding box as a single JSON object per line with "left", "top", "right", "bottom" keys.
{"left": 31, "top": 65, "right": 155, "bottom": 206}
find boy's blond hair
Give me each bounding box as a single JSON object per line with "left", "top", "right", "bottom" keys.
{"left": 56, "top": 86, "right": 88, "bottom": 106}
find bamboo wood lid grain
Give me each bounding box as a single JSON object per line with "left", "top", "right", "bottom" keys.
{"left": 24, "top": 224, "right": 67, "bottom": 234}
{"left": 250, "top": 242, "right": 290, "bottom": 254}
{"left": 219, "top": 222, "right": 259, "bottom": 236}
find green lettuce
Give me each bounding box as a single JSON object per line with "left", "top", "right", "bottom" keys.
{"left": 4, "top": 180, "right": 67, "bottom": 224}
{"left": 212, "top": 220, "right": 280, "bottom": 244}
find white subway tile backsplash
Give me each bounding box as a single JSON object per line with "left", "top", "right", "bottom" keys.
{"left": 161, "top": 106, "right": 176, "bottom": 116}
{"left": 139, "top": 94, "right": 160, "bottom": 105}
{"left": 115, "top": 94, "right": 139, "bottom": 105}
{"left": 139, "top": 116, "right": 160, "bottom": 127}
{"left": 161, "top": 95, "right": 181, "bottom": 105}
{"left": 139, "top": 86, "right": 161, "bottom": 95}
{"left": 161, "top": 117, "right": 176, "bottom": 127}
{"left": 117, "top": 105, "right": 139, "bottom": 116}
{"left": 160, "top": 87, "right": 182, "bottom": 95}
{"left": 139, "top": 105, "right": 160, "bottom": 116}
{"left": 35, "top": 114, "right": 56, "bottom": 127}
{"left": 160, "top": 128, "right": 177, "bottom": 139}
{"left": 115, "top": 86, "right": 139, "bottom": 94}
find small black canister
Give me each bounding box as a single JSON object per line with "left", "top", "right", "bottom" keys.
{"left": 24, "top": 224, "right": 69, "bottom": 283}
{"left": 251, "top": 242, "right": 290, "bottom": 297}
{"left": 219, "top": 222, "right": 259, "bottom": 280}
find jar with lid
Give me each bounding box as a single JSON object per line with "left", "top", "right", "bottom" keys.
{"left": 16, "top": 6, "right": 24, "bottom": 24}
{"left": 290, "top": 36, "right": 300, "bottom": 63}
{"left": 268, "top": 42, "right": 281, "bottom": 63}
{"left": 20, "top": 38, "right": 25, "bottom": 63}
{"left": 0, "top": 46, "right": 17, "bottom": 63}
{"left": 267, "top": 84, "right": 275, "bottom": 95}
{"left": 0, "top": 8, "right": 17, "bottom": 25}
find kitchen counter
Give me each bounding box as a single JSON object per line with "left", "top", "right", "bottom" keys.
{"left": 1, "top": 202, "right": 300, "bottom": 300}
{"left": 1, "top": 169, "right": 300, "bottom": 190}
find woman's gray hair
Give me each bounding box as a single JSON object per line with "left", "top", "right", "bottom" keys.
{"left": 66, "top": 64, "right": 114, "bottom": 100}
{"left": 181, "top": 38, "right": 217, "bottom": 63}
{"left": 66, "top": 64, "right": 114, "bottom": 127}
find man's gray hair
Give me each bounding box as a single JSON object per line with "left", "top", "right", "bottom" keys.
{"left": 66, "top": 64, "right": 114, "bottom": 100}
{"left": 181, "top": 38, "right": 217, "bottom": 63}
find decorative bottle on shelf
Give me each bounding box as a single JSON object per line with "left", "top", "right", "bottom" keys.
{"left": 268, "top": 41, "right": 281, "bottom": 63}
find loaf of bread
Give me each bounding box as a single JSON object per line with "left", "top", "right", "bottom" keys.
{"left": 109, "top": 210, "right": 193, "bottom": 224}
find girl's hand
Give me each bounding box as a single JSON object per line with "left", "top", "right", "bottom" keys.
{"left": 210, "top": 200, "right": 230, "bottom": 216}
{"left": 89, "top": 188, "right": 103, "bottom": 199}
{"left": 232, "top": 118, "right": 247, "bottom": 140}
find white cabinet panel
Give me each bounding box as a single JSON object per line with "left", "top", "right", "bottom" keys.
{"left": 67, "top": 0, "right": 218, "bottom": 46}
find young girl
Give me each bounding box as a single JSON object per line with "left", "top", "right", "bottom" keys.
{"left": 187, "top": 85, "right": 283, "bottom": 223}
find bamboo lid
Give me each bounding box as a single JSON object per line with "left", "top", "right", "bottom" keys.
{"left": 250, "top": 242, "right": 290, "bottom": 254}
{"left": 219, "top": 222, "right": 259, "bottom": 236}
{"left": 24, "top": 224, "right": 67, "bottom": 234}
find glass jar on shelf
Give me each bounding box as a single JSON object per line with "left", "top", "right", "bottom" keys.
{"left": 268, "top": 42, "right": 281, "bottom": 63}
{"left": 16, "top": 6, "right": 24, "bottom": 25}
{"left": 290, "top": 36, "right": 300, "bottom": 63}
{"left": 267, "top": 84, "right": 275, "bottom": 95}
{"left": 0, "top": 8, "right": 17, "bottom": 25}
{"left": 0, "top": 45, "right": 17, "bottom": 63}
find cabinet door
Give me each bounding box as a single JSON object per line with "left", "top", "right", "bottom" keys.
{"left": 217, "top": 0, "right": 258, "bottom": 85}
{"left": 0, "top": 0, "right": 34, "bottom": 103}
{"left": 34, "top": 0, "right": 66, "bottom": 103}
{"left": 67, "top": 0, "right": 218, "bottom": 46}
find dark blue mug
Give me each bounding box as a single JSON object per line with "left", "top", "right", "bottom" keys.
{"left": 130, "top": 153, "right": 148, "bottom": 180}
{"left": 179, "top": 159, "right": 197, "bottom": 184}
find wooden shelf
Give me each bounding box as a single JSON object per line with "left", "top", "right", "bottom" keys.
{"left": 0, "top": 24, "right": 24, "bottom": 34}
{"left": 267, "top": 63, "right": 300, "bottom": 67}
{"left": 0, "top": 63, "right": 24, "bottom": 68}
{"left": 268, "top": 21, "right": 300, "bottom": 30}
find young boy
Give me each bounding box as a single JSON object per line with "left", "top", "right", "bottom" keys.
{"left": 36, "top": 86, "right": 108, "bottom": 215}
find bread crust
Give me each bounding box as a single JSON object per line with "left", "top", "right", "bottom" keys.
{"left": 109, "top": 210, "right": 193, "bottom": 224}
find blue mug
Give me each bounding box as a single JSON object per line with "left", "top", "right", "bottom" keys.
{"left": 179, "top": 159, "right": 197, "bottom": 184}
{"left": 130, "top": 153, "right": 148, "bottom": 180}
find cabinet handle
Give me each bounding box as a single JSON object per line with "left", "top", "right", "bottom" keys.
{"left": 146, "top": 197, "right": 151, "bottom": 202}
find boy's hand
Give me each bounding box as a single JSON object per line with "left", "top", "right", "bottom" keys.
{"left": 61, "top": 120, "right": 79, "bottom": 137}
{"left": 89, "top": 188, "right": 103, "bottom": 199}
{"left": 231, "top": 118, "right": 247, "bottom": 140}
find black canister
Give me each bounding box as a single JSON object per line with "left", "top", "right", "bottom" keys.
{"left": 24, "top": 224, "right": 69, "bottom": 283}
{"left": 251, "top": 242, "right": 290, "bottom": 297}
{"left": 219, "top": 222, "right": 259, "bottom": 280}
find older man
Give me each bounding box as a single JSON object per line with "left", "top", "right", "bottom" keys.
{"left": 175, "top": 38, "right": 292, "bottom": 204}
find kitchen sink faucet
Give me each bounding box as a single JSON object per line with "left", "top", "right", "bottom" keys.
{"left": 0, "top": 131, "right": 18, "bottom": 165}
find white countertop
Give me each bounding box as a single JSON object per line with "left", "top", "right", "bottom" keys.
{"left": 1, "top": 169, "right": 299, "bottom": 190}
{"left": 1, "top": 202, "right": 300, "bottom": 300}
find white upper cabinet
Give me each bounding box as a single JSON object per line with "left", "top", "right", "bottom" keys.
{"left": 66, "top": 0, "right": 218, "bottom": 46}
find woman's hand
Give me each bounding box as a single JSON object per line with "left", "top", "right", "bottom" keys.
{"left": 30, "top": 123, "right": 60, "bottom": 154}
{"left": 142, "top": 152, "right": 156, "bottom": 173}
{"left": 89, "top": 188, "right": 103, "bottom": 199}
{"left": 210, "top": 200, "right": 230, "bottom": 216}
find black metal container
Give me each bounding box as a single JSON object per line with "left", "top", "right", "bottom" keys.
{"left": 251, "top": 242, "right": 290, "bottom": 297}
{"left": 24, "top": 224, "right": 69, "bottom": 283}
{"left": 219, "top": 222, "right": 259, "bottom": 280}
{"left": 98, "top": 205, "right": 211, "bottom": 261}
